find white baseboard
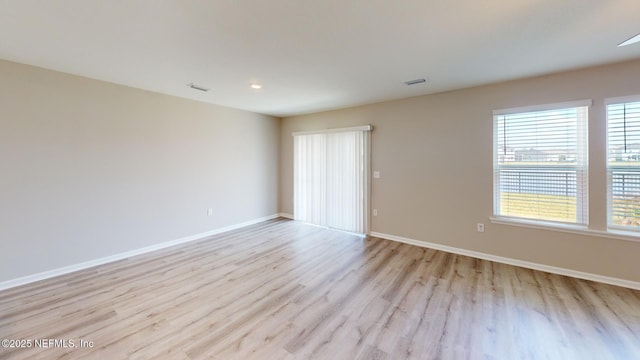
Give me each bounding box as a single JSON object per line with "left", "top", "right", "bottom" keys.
{"left": 0, "top": 214, "right": 281, "bottom": 291}
{"left": 278, "top": 212, "right": 294, "bottom": 219}
{"left": 369, "top": 231, "right": 640, "bottom": 291}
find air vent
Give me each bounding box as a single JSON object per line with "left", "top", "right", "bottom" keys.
{"left": 187, "top": 83, "right": 210, "bottom": 92}
{"left": 404, "top": 78, "right": 427, "bottom": 86}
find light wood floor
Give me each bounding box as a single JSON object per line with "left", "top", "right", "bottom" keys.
{"left": 1, "top": 218, "right": 639, "bottom": 360}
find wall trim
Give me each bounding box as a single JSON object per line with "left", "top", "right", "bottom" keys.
{"left": 369, "top": 231, "right": 640, "bottom": 291}
{"left": 0, "top": 214, "right": 281, "bottom": 291}
{"left": 5, "top": 218, "right": 636, "bottom": 292}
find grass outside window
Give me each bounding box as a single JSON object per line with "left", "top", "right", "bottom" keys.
{"left": 500, "top": 192, "right": 576, "bottom": 223}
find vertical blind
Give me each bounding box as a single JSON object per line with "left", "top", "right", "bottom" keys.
{"left": 494, "top": 101, "right": 590, "bottom": 224}
{"left": 294, "top": 134, "right": 327, "bottom": 227}
{"left": 607, "top": 99, "right": 640, "bottom": 229}
{"left": 293, "top": 126, "right": 371, "bottom": 234}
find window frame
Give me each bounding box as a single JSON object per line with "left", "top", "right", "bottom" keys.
{"left": 605, "top": 95, "right": 640, "bottom": 232}
{"left": 492, "top": 99, "right": 591, "bottom": 227}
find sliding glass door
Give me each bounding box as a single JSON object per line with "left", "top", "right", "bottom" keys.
{"left": 293, "top": 126, "right": 371, "bottom": 234}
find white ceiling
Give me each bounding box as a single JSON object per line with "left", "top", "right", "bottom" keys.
{"left": 1, "top": 1, "right": 640, "bottom": 117}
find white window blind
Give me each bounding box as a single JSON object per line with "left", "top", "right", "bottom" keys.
{"left": 294, "top": 133, "right": 327, "bottom": 226}
{"left": 293, "top": 126, "right": 371, "bottom": 234}
{"left": 607, "top": 98, "right": 640, "bottom": 230}
{"left": 493, "top": 101, "right": 589, "bottom": 224}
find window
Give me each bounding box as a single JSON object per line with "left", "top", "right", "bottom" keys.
{"left": 293, "top": 126, "right": 371, "bottom": 234}
{"left": 607, "top": 97, "right": 640, "bottom": 230}
{"left": 493, "top": 100, "right": 590, "bottom": 225}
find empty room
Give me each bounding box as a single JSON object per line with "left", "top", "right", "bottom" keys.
{"left": 2, "top": 1, "right": 640, "bottom": 359}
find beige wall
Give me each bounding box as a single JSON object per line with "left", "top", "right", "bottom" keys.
{"left": 280, "top": 59, "right": 640, "bottom": 283}
{"left": 0, "top": 60, "right": 280, "bottom": 282}
{"left": 4, "top": 56, "right": 640, "bottom": 286}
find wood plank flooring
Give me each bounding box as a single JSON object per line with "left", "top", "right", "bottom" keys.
{"left": 1, "top": 218, "right": 639, "bottom": 359}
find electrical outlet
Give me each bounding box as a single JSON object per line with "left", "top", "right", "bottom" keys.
{"left": 207, "top": 208, "right": 213, "bottom": 216}
{"left": 477, "top": 223, "right": 485, "bottom": 232}
{"left": 373, "top": 171, "right": 380, "bottom": 179}
{"left": 373, "top": 209, "right": 378, "bottom": 216}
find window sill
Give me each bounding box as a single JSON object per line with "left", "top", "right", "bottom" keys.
{"left": 490, "top": 217, "right": 640, "bottom": 243}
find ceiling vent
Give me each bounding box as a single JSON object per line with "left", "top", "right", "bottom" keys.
{"left": 187, "top": 83, "right": 210, "bottom": 92}
{"left": 404, "top": 78, "right": 427, "bottom": 86}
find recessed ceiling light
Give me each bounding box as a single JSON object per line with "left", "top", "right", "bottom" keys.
{"left": 187, "top": 83, "right": 210, "bottom": 92}
{"left": 618, "top": 33, "right": 640, "bottom": 47}
{"left": 250, "top": 84, "right": 262, "bottom": 89}
{"left": 404, "top": 78, "right": 427, "bottom": 86}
